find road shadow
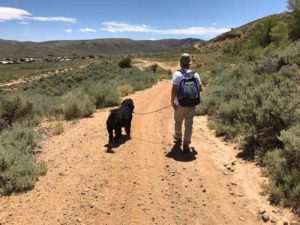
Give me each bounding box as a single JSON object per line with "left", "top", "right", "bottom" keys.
{"left": 166, "top": 142, "right": 198, "bottom": 162}
{"left": 104, "top": 134, "right": 131, "bottom": 154}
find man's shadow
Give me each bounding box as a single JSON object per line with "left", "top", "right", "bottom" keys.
{"left": 166, "top": 141, "right": 198, "bottom": 162}
{"left": 104, "top": 134, "right": 130, "bottom": 153}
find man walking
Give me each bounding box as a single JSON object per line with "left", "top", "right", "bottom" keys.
{"left": 171, "top": 53, "right": 202, "bottom": 153}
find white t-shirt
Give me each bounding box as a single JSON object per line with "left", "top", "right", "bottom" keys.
{"left": 172, "top": 69, "right": 202, "bottom": 106}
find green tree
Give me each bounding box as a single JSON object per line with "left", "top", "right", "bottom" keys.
{"left": 249, "top": 19, "right": 274, "bottom": 48}
{"left": 288, "top": 0, "right": 300, "bottom": 40}
{"left": 270, "top": 21, "right": 289, "bottom": 43}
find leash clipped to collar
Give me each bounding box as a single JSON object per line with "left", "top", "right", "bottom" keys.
{"left": 133, "top": 104, "right": 171, "bottom": 115}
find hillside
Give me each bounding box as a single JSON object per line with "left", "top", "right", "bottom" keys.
{"left": 194, "top": 12, "right": 291, "bottom": 52}
{"left": 0, "top": 38, "right": 202, "bottom": 58}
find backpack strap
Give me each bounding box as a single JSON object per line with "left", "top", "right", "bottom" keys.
{"left": 178, "top": 69, "right": 195, "bottom": 80}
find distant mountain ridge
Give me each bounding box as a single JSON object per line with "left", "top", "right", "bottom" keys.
{"left": 0, "top": 38, "right": 202, "bottom": 58}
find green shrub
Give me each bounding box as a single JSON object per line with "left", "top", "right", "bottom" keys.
{"left": 223, "top": 39, "right": 243, "bottom": 55}
{"left": 266, "top": 124, "right": 300, "bottom": 213}
{"left": 149, "top": 64, "right": 158, "bottom": 73}
{"left": 50, "top": 121, "right": 64, "bottom": 135}
{"left": 87, "top": 83, "right": 121, "bottom": 108}
{"left": 0, "top": 95, "right": 34, "bottom": 130}
{"left": 117, "top": 84, "right": 134, "bottom": 97}
{"left": 200, "top": 72, "right": 210, "bottom": 86}
{"left": 132, "top": 81, "right": 148, "bottom": 92}
{"left": 200, "top": 54, "right": 300, "bottom": 213}
{"left": 118, "top": 57, "right": 132, "bottom": 68}
{"left": 0, "top": 126, "right": 46, "bottom": 195}
{"left": 61, "top": 89, "right": 95, "bottom": 120}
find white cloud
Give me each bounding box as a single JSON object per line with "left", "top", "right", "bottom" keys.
{"left": 0, "top": 7, "right": 76, "bottom": 24}
{"left": 0, "top": 7, "right": 31, "bottom": 21}
{"left": 20, "top": 21, "right": 29, "bottom": 25}
{"left": 101, "top": 22, "right": 150, "bottom": 33}
{"left": 65, "top": 28, "right": 73, "bottom": 33}
{"left": 80, "top": 27, "right": 97, "bottom": 33}
{"left": 101, "top": 21, "right": 230, "bottom": 37}
{"left": 154, "top": 27, "right": 230, "bottom": 36}
{"left": 31, "top": 17, "right": 76, "bottom": 23}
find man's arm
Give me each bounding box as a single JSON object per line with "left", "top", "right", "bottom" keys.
{"left": 199, "top": 84, "right": 203, "bottom": 92}
{"left": 195, "top": 73, "right": 203, "bottom": 92}
{"left": 171, "top": 85, "right": 177, "bottom": 110}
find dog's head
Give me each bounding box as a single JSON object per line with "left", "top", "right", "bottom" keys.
{"left": 121, "top": 99, "right": 134, "bottom": 112}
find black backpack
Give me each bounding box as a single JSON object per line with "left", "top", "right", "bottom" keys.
{"left": 177, "top": 70, "right": 200, "bottom": 107}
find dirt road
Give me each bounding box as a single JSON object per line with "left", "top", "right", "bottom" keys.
{"left": 133, "top": 59, "right": 177, "bottom": 72}
{"left": 0, "top": 66, "right": 293, "bottom": 224}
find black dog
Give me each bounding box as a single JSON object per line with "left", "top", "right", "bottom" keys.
{"left": 106, "top": 99, "right": 134, "bottom": 145}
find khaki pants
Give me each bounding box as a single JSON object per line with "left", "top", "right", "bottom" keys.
{"left": 174, "top": 106, "right": 196, "bottom": 145}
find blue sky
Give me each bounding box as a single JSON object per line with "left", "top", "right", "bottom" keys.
{"left": 0, "top": 0, "right": 288, "bottom": 42}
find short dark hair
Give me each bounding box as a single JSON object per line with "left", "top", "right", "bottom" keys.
{"left": 181, "top": 64, "right": 190, "bottom": 69}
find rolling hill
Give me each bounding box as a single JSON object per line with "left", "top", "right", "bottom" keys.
{"left": 193, "top": 12, "right": 291, "bottom": 53}
{"left": 0, "top": 38, "right": 202, "bottom": 58}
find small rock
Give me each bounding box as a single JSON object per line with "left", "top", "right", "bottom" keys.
{"left": 76, "top": 218, "right": 81, "bottom": 222}
{"left": 239, "top": 217, "right": 245, "bottom": 221}
{"left": 271, "top": 218, "right": 278, "bottom": 224}
{"left": 258, "top": 207, "right": 266, "bottom": 214}
{"left": 257, "top": 214, "right": 262, "bottom": 221}
{"left": 283, "top": 221, "right": 289, "bottom": 225}
{"left": 202, "top": 189, "right": 206, "bottom": 193}
{"left": 262, "top": 213, "right": 270, "bottom": 222}
{"left": 272, "top": 209, "right": 280, "bottom": 214}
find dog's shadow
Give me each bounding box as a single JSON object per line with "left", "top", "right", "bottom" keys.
{"left": 104, "top": 134, "right": 131, "bottom": 153}
{"left": 166, "top": 142, "right": 198, "bottom": 162}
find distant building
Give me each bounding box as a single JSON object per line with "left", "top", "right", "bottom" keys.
{"left": 0, "top": 59, "right": 13, "bottom": 64}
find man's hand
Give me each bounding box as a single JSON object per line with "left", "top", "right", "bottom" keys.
{"left": 171, "top": 85, "right": 177, "bottom": 111}
{"left": 199, "top": 85, "right": 203, "bottom": 92}
{"left": 172, "top": 102, "right": 177, "bottom": 111}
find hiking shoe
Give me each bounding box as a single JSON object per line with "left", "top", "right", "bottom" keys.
{"left": 183, "top": 144, "right": 191, "bottom": 154}
{"left": 174, "top": 138, "right": 182, "bottom": 147}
